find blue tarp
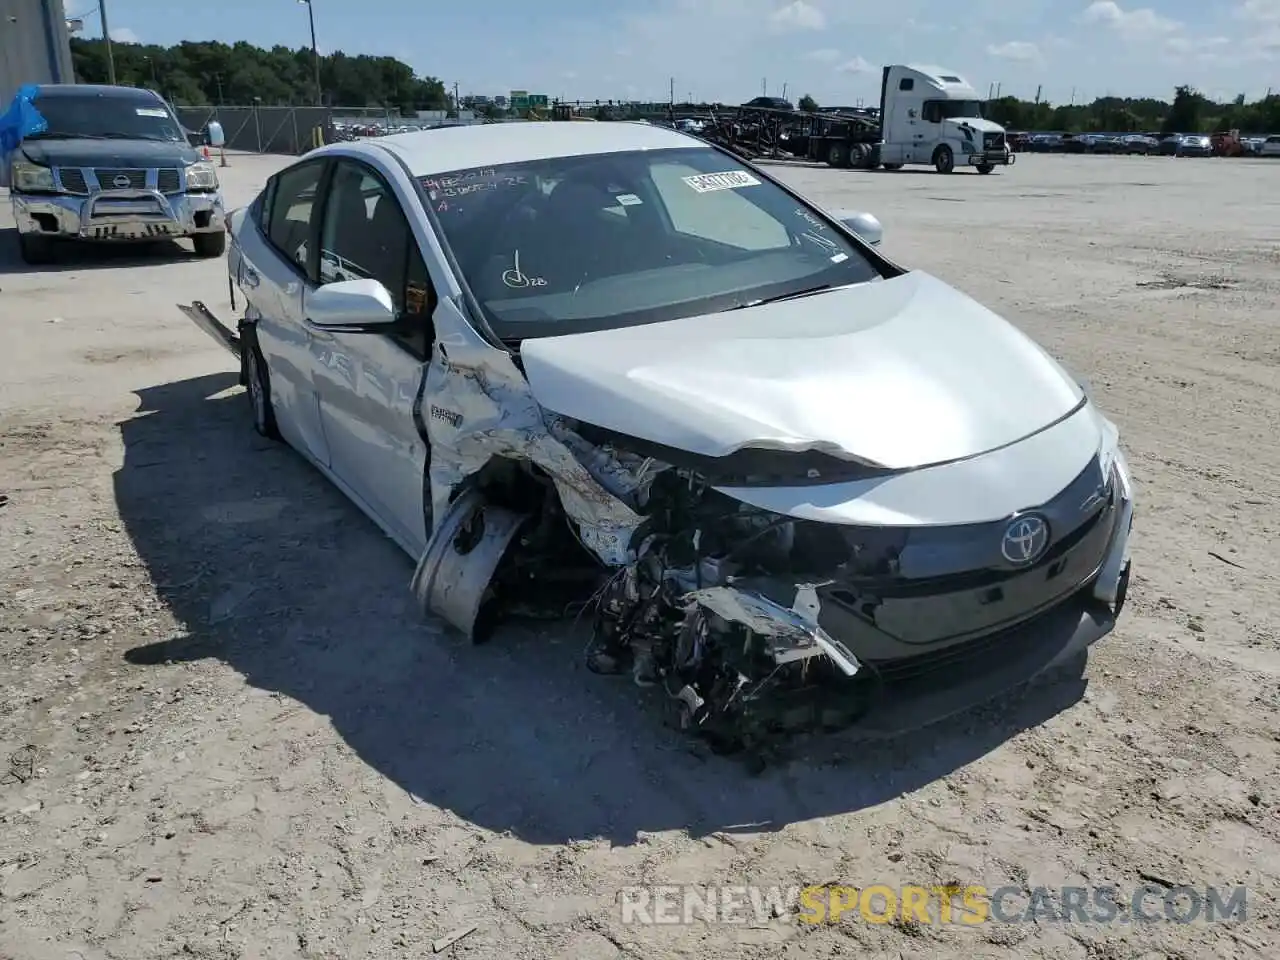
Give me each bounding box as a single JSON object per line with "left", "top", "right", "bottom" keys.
{"left": 0, "top": 84, "right": 48, "bottom": 155}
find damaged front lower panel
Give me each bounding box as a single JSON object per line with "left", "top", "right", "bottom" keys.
{"left": 176, "top": 301, "right": 241, "bottom": 358}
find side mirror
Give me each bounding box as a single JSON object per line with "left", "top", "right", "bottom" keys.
{"left": 306, "top": 278, "right": 398, "bottom": 331}
{"left": 206, "top": 121, "right": 225, "bottom": 148}
{"left": 832, "top": 210, "right": 883, "bottom": 246}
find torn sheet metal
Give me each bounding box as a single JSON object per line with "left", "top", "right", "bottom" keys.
{"left": 683, "top": 585, "right": 862, "bottom": 676}
{"left": 176, "top": 301, "right": 241, "bottom": 358}
{"left": 421, "top": 307, "right": 648, "bottom": 566}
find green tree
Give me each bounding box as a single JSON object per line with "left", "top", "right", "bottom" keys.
{"left": 1162, "top": 85, "right": 1205, "bottom": 134}
{"left": 798, "top": 94, "right": 819, "bottom": 112}
{"left": 68, "top": 37, "right": 447, "bottom": 111}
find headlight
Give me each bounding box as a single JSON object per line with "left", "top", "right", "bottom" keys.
{"left": 1097, "top": 414, "right": 1122, "bottom": 481}
{"left": 185, "top": 161, "right": 219, "bottom": 191}
{"left": 12, "top": 160, "right": 56, "bottom": 192}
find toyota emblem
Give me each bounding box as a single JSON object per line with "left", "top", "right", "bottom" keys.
{"left": 1001, "top": 514, "right": 1049, "bottom": 564}
{"left": 113, "top": 174, "right": 131, "bottom": 188}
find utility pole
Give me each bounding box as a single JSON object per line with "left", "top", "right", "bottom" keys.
{"left": 1034, "top": 84, "right": 1041, "bottom": 105}
{"left": 298, "top": 0, "right": 322, "bottom": 106}
{"left": 669, "top": 76, "right": 674, "bottom": 106}
{"left": 453, "top": 81, "right": 460, "bottom": 113}
{"left": 99, "top": 0, "right": 116, "bottom": 84}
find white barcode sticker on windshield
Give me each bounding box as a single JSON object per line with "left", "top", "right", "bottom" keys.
{"left": 136, "top": 107, "right": 168, "bottom": 117}
{"left": 682, "top": 170, "right": 761, "bottom": 193}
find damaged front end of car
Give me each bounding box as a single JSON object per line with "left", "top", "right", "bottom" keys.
{"left": 409, "top": 308, "right": 1134, "bottom": 761}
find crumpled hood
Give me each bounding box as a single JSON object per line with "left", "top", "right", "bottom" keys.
{"left": 946, "top": 117, "right": 1004, "bottom": 135}
{"left": 19, "top": 137, "right": 199, "bottom": 169}
{"left": 519, "top": 271, "right": 1084, "bottom": 470}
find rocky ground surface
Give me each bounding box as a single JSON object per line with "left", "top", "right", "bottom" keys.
{"left": 1, "top": 152, "right": 1277, "bottom": 959}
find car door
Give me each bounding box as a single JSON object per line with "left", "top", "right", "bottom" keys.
{"left": 242, "top": 158, "right": 330, "bottom": 464}
{"left": 305, "top": 157, "right": 436, "bottom": 555}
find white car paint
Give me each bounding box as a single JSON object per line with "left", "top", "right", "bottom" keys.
{"left": 519, "top": 270, "right": 1083, "bottom": 470}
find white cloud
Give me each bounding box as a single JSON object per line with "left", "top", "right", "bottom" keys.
{"left": 836, "top": 56, "right": 872, "bottom": 73}
{"left": 1235, "top": 0, "right": 1280, "bottom": 20}
{"left": 109, "top": 26, "right": 140, "bottom": 44}
{"left": 805, "top": 48, "right": 841, "bottom": 62}
{"left": 770, "top": 1, "right": 825, "bottom": 30}
{"left": 987, "top": 40, "right": 1042, "bottom": 61}
{"left": 1080, "top": 2, "right": 1180, "bottom": 37}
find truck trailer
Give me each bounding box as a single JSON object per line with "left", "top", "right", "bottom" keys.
{"left": 699, "top": 64, "right": 1015, "bottom": 175}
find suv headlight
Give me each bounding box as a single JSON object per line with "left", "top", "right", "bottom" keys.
{"left": 185, "top": 161, "right": 219, "bottom": 191}
{"left": 11, "top": 160, "right": 56, "bottom": 192}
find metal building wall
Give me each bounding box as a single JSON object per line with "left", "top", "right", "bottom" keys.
{"left": 0, "top": 0, "right": 76, "bottom": 106}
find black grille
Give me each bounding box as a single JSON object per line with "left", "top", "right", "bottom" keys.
{"left": 156, "top": 169, "right": 181, "bottom": 194}
{"left": 57, "top": 167, "right": 88, "bottom": 194}
{"left": 95, "top": 168, "right": 147, "bottom": 190}
{"left": 983, "top": 132, "right": 1006, "bottom": 150}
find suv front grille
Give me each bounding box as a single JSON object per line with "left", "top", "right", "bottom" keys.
{"left": 56, "top": 167, "right": 88, "bottom": 194}
{"left": 95, "top": 168, "right": 147, "bottom": 190}
{"left": 983, "top": 132, "right": 1006, "bottom": 150}
{"left": 156, "top": 169, "right": 182, "bottom": 194}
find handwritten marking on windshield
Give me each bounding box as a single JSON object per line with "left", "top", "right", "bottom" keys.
{"left": 801, "top": 231, "right": 838, "bottom": 252}
{"left": 502, "top": 250, "right": 547, "bottom": 289}
{"left": 795, "top": 209, "right": 827, "bottom": 230}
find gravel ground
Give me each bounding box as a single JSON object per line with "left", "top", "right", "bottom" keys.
{"left": 1, "top": 152, "right": 1278, "bottom": 960}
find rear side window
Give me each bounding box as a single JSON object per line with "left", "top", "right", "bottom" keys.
{"left": 266, "top": 161, "right": 324, "bottom": 272}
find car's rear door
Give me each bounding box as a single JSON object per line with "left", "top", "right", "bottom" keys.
{"left": 240, "top": 158, "right": 331, "bottom": 464}
{"left": 305, "top": 157, "right": 436, "bottom": 554}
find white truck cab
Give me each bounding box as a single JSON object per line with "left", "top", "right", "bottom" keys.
{"left": 877, "top": 64, "right": 1014, "bottom": 174}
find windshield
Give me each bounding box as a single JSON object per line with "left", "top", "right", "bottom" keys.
{"left": 421, "top": 147, "right": 882, "bottom": 340}
{"left": 27, "top": 94, "right": 183, "bottom": 141}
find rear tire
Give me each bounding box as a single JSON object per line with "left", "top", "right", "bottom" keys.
{"left": 933, "top": 145, "right": 955, "bottom": 174}
{"left": 193, "top": 231, "right": 226, "bottom": 258}
{"left": 826, "top": 143, "right": 849, "bottom": 167}
{"left": 243, "top": 335, "right": 280, "bottom": 441}
{"left": 18, "top": 233, "right": 54, "bottom": 265}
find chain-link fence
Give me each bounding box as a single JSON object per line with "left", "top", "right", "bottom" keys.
{"left": 175, "top": 105, "right": 336, "bottom": 155}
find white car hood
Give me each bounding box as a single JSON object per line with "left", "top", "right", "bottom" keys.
{"left": 518, "top": 271, "right": 1084, "bottom": 470}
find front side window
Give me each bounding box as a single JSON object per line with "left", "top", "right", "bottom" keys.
{"left": 266, "top": 161, "right": 323, "bottom": 271}
{"left": 421, "top": 147, "right": 882, "bottom": 340}
{"left": 27, "top": 93, "right": 183, "bottom": 142}
{"left": 923, "top": 99, "right": 985, "bottom": 121}
{"left": 319, "top": 161, "right": 435, "bottom": 356}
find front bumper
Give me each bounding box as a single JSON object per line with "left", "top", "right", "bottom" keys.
{"left": 709, "top": 449, "right": 1133, "bottom": 737}
{"left": 967, "top": 149, "right": 1014, "bottom": 166}
{"left": 11, "top": 188, "right": 225, "bottom": 242}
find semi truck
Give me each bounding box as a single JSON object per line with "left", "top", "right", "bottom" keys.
{"left": 697, "top": 64, "right": 1015, "bottom": 175}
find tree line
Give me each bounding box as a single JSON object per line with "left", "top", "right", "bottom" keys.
{"left": 69, "top": 38, "right": 448, "bottom": 112}
{"left": 65, "top": 37, "right": 1280, "bottom": 133}
{"left": 800, "top": 85, "right": 1280, "bottom": 134}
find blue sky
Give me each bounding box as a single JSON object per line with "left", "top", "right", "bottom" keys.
{"left": 69, "top": 1, "right": 1280, "bottom": 104}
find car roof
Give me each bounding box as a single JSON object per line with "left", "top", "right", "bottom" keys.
{"left": 374, "top": 121, "right": 703, "bottom": 176}
{"left": 36, "top": 83, "right": 162, "bottom": 102}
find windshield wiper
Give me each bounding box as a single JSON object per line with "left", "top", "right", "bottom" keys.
{"left": 732, "top": 283, "right": 835, "bottom": 310}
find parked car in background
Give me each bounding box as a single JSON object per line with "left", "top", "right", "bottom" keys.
{"left": 1175, "top": 134, "right": 1212, "bottom": 157}
{"left": 1259, "top": 135, "right": 1280, "bottom": 157}
{"left": 2, "top": 83, "right": 226, "bottom": 264}
{"left": 1027, "top": 133, "right": 1064, "bottom": 152}
{"left": 1156, "top": 134, "right": 1184, "bottom": 155}
{"left": 1119, "top": 134, "right": 1158, "bottom": 154}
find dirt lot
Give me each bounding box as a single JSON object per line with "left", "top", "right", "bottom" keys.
{"left": 2, "top": 152, "right": 1278, "bottom": 960}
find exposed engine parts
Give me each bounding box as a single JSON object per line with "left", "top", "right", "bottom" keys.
{"left": 414, "top": 443, "right": 881, "bottom": 762}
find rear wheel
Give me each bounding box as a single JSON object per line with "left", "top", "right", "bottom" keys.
{"left": 193, "top": 231, "right": 226, "bottom": 258}
{"left": 826, "top": 143, "right": 849, "bottom": 167}
{"left": 17, "top": 233, "right": 54, "bottom": 265}
{"left": 933, "top": 145, "right": 955, "bottom": 174}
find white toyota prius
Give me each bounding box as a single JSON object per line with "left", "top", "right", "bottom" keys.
{"left": 179, "top": 121, "right": 1133, "bottom": 754}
